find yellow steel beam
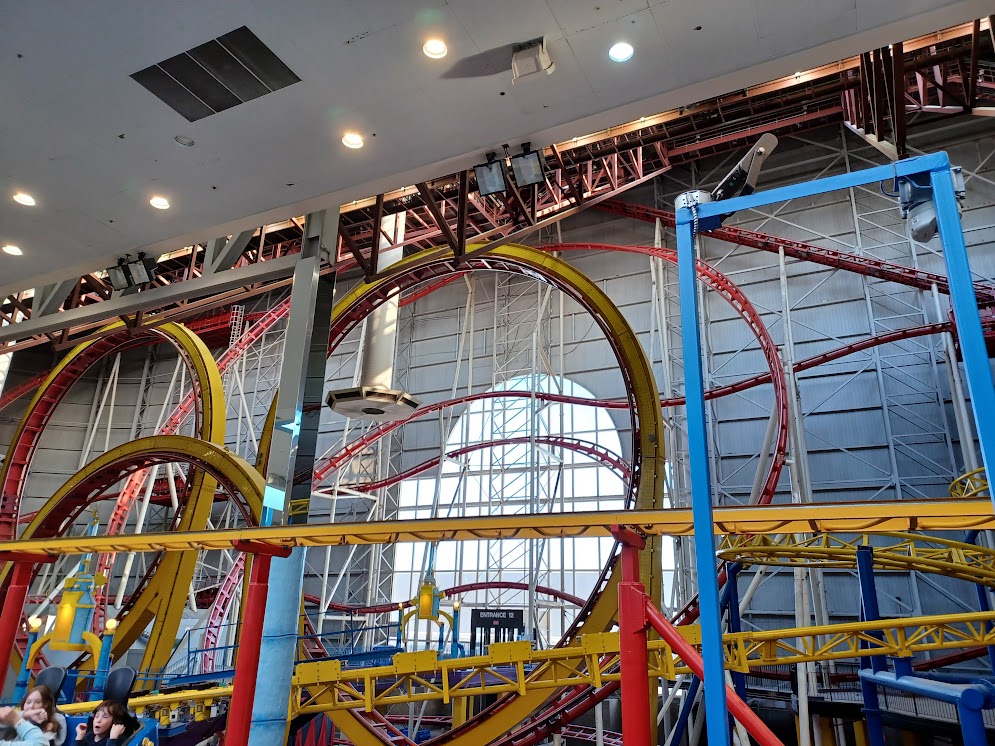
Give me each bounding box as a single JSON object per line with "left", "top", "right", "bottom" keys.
{"left": 2, "top": 499, "right": 992, "bottom": 558}
{"left": 720, "top": 531, "right": 995, "bottom": 587}
{"left": 59, "top": 686, "right": 234, "bottom": 715}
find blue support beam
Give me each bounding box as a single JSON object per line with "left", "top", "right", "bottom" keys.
{"left": 673, "top": 153, "right": 992, "bottom": 746}
{"left": 856, "top": 546, "right": 885, "bottom": 746}
{"left": 930, "top": 155, "right": 995, "bottom": 504}
{"left": 675, "top": 215, "right": 731, "bottom": 746}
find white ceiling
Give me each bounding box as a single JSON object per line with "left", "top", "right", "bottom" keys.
{"left": 0, "top": 0, "right": 989, "bottom": 296}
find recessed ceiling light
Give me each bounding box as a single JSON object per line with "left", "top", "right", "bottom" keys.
{"left": 12, "top": 192, "right": 35, "bottom": 206}
{"left": 174, "top": 135, "right": 195, "bottom": 147}
{"left": 2, "top": 245, "right": 22, "bottom": 256}
{"left": 423, "top": 39, "right": 448, "bottom": 59}
{"left": 342, "top": 132, "right": 364, "bottom": 149}
{"left": 609, "top": 42, "right": 634, "bottom": 62}
{"left": 149, "top": 195, "right": 170, "bottom": 210}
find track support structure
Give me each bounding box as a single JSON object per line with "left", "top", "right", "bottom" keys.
{"left": 0, "top": 554, "right": 54, "bottom": 693}
{"left": 226, "top": 541, "right": 293, "bottom": 746}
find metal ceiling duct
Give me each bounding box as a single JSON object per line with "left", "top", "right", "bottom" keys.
{"left": 326, "top": 213, "right": 420, "bottom": 422}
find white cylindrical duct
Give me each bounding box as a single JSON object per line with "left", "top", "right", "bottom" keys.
{"left": 359, "top": 212, "right": 405, "bottom": 390}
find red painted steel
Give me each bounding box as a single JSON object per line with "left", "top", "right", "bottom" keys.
{"left": 0, "top": 562, "right": 38, "bottom": 693}
{"left": 644, "top": 603, "right": 783, "bottom": 746}
{"left": 599, "top": 199, "right": 995, "bottom": 305}
{"left": 226, "top": 553, "right": 275, "bottom": 746}
{"left": 0, "top": 372, "right": 48, "bottom": 414}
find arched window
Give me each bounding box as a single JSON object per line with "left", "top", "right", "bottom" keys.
{"left": 392, "top": 375, "right": 627, "bottom": 645}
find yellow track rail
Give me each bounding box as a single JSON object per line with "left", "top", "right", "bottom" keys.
{"left": 311, "top": 243, "right": 666, "bottom": 745}
{"left": 950, "top": 468, "right": 989, "bottom": 498}
{"left": 720, "top": 531, "right": 995, "bottom": 586}
{"left": 2, "top": 499, "right": 992, "bottom": 558}
{"left": 290, "top": 610, "right": 995, "bottom": 715}
{"left": 53, "top": 610, "right": 995, "bottom": 719}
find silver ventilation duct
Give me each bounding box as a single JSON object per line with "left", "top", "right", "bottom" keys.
{"left": 326, "top": 213, "right": 420, "bottom": 422}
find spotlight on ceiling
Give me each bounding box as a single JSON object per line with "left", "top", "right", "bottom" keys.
{"left": 2, "top": 245, "right": 23, "bottom": 256}
{"left": 342, "top": 132, "right": 364, "bottom": 149}
{"left": 13, "top": 192, "right": 35, "bottom": 206}
{"left": 510, "top": 143, "right": 545, "bottom": 188}
{"left": 423, "top": 39, "right": 448, "bottom": 59}
{"left": 609, "top": 42, "right": 634, "bottom": 62}
{"left": 473, "top": 152, "right": 507, "bottom": 197}
{"left": 149, "top": 195, "right": 170, "bottom": 210}
{"left": 106, "top": 253, "right": 159, "bottom": 291}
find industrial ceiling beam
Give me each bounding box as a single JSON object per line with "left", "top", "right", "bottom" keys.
{"left": 207, "top": 230, "right": 255, "bottom": 274}
{"left": 0, "top": 254, "right": 300, "bottom": 344}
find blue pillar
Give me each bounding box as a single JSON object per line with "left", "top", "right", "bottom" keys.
{"left": 676, "top": 213, "right": 730, "bottom": 745}
{"left": 725, "top": 563, "right": 747, "bottom": 702}
{"left": 670, "top": 676, "right": 700, "bottom": 746}
{"left": 856, "top": 546, "right": 885, "bottom": 746}
{"left": 91, "top": 627, "right": 116, "bottom": 701}
{"left": 247, "top": 548, "right": 306, "bottom": 745}
{"left": 12, "top": 627, "right": 39, "bottom": 703}
{"left": 450, "top": 605, "right": 461, "bottom": 659}
{"left": 248, "top": 210, "right": 338, "bottom": 746}
{"left": 931, "top": 159, "right": 995, "bottom": 504}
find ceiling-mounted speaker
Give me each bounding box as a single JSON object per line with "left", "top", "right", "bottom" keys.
{"left": 511, "top": 38, "right": 554, "bottom": 84}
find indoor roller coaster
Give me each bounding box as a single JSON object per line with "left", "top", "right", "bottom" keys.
{"left": 1, "top": 152, "right": 994, "bottom": 746}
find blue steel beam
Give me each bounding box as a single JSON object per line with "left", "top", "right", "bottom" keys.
{"left": 674, "top": 151, "right": 994, "bottom": 744}
{"left": 676, "top": 216, "right": 731, "bottom": 745}
{"left": 930, "top": 155, "right": 995, "bottom": 510}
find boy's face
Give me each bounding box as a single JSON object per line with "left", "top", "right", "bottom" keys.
{"left": 92, "top": 708, "right": 113, "bottom": 736}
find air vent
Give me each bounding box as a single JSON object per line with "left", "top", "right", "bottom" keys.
{"left": 131, "top": 26, "right": 300, "bottom": 122}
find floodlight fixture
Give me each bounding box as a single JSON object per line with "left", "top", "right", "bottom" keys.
{"left": 106, "top": 262, "right": 131, "bottom": 292}
{"left": 510, "top": 143, "right": 545, "bottom": 188}
{"left": 106, "top": 253, "right": 159, "bottom": 291}
{"left": 473, "top": 152, "right": 507, "bottom": 197}
{"left": 128, "top": 253, "right": 158, "bottom": 285}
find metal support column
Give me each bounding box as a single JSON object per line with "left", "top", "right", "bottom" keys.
{"left": 611, "top": 527, "right": 653, "bottom": 746}
{"left": 931, "top": 161, "right": 995, "bottom": 498}
{"left": 725, "top": 562, "right": 747, "bottom": 702}
{"left": 0, "top": 556, "right": 51, "bottom": 695}
{"left": 247, "top": 209, "right": 338, "bottom": 746}
{"left": 856, "top": 546, "right": 885, "bottom": 746}
{"left": 228, "top": 542, "right": 293, "bottom": 746}
{"left": 675, "top": 213, "right": 731, "bottom": 745}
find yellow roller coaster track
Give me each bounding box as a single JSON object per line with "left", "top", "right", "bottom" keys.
{"left": 0, "top": 321, "right": 227, "bottom": 674}
{"left": 719, "top": 531, "right": 995, "bottom": 586}
{"left": 2, "top": 499, "right": 994, "bottom": 558}
{"left": 52, "top": 610, "right": 995, "bottom": 719}
{"left": 950, "top": 468, "right": 989, "bottom": 498}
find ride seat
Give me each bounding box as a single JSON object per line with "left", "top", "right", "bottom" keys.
{"left": 85, "top": 667, "right": 141, "bottom": 746}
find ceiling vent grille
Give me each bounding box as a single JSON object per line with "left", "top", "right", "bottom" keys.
{"left": 131, "top": 26, "right": 300, "bottom": 122}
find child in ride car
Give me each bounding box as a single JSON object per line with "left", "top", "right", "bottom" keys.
{"left": 71, "top": 702, "right": 128, "bottom": 746}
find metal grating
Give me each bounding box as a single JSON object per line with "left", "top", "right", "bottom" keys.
{"left": 131, "top": 26, "right": 300, "bottom": 122}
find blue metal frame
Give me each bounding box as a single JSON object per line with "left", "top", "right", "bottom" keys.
{"left": 856, "top": 546, "right": 885, "bottom": 746}
{"left": 674, "top": 152, "right": 995, "bottom": 744}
